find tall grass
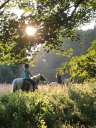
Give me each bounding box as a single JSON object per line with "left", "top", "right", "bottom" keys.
{"left": 0, "top": 82, "right": 96, "bottom": 128}
{"left": 0, "top": 83, "right": 12, "bottom": 93}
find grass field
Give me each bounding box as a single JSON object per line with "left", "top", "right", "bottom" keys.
{"left": 0, "top": 83, "right": 48, "bottom": 93}
{"left": 0, "top": 83, "right": 64, "bottom": 93}
{"left": 0, "top": 82, "right": 96, "bottom": 127}
{"left": 0, "top": 83, "right": 12, "bottom": 93}
{"left": 0, "top": 83, "right": 66, "bottom": 93}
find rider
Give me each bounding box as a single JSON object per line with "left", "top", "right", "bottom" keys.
{"left": 24, "top": 64, "right": 36, "bottom": 92}
{"left": 56, "top": 69, "right": 63, "bottom": 84}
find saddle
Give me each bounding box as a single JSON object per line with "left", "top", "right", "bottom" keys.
{"left": 24, "top": 79, "right": 32, "bottom": 85}
{"left": 21, "top": 79, "right": 33, "bottom": 91}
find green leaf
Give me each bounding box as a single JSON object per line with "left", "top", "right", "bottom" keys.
{"left": 69, "top": 48, "right": 73, "bottom": 52}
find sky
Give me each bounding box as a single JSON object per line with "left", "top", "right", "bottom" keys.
{"left": 79, "top": 20, "right": 96, "bottom": 30}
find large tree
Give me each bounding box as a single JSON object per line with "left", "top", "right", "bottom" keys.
{"left": 61, "top": 39, "right": 96, "bottom": 82}
{"left": 0, "top": 0, "right": 96, "bottom": 65}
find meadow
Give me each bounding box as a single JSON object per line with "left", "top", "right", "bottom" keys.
{"left": 0, "top": 82, "right": 96, "bottom": 128}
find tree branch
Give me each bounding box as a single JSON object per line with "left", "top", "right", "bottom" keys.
{"left": 0, "top": 0, "right": 10, "bottom": 10}
{"left": 38, "top": 0, "right": 84, "bottom": 26}
{"left": 69, "top": 0, "right": 84, "bottom": 19}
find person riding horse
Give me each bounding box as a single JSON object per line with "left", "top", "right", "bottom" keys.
{"left": 56, "top": 70, "right": 63, "bottom": 84}
{"left": 12, "top": 73, "right": 47, "bottom": 92}
{"left": 24, "top": 64, "right": 36, "bottom": 92}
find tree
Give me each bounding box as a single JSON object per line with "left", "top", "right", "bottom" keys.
{"left": 0, "top": 0, "right": 96, "bottom": 65}
{"left": 0, "top": 0, "right": 10, "bottom": 10}
{"left": 0, "top": 63, "right": 16, "bottom": 83}
{"left": 62, "top": 39, "right": 96, "bottom": 82}
{"left": 81, "top": 27, "right": 96, "bottom": 55}
{"left": 0, "top": 27, "right": 95, "bottom": 83}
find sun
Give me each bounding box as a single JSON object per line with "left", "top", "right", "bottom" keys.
{"left": 26, "top": 27, "right": 36, "bottom": 35}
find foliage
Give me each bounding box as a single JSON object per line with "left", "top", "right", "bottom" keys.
{"left": 80, "top": 27, "right": 96, "bottom": 55}
{"left": 0, "top": 63, "right": 16, "bottom": 83}
{"left": 0, "top": 64, "right": 23, "bottom": 83}
{"left": 29, "top": 28, "right": 96, "bottom": 83}
{"left": 0, "top": 81, "right": 96, "bottom": 127}
{"left": 62, "top": 39, "right": 96, "bottom": 82}
{"left": 0, "top": 0, "right": 96, "bottom": 64}
{"left": 0, "top": 28, "right": 96, "bottom": 83}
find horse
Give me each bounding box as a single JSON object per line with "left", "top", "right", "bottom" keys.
{"left": 49, "top": 82, "right": 58, "bottom": 86}
{"left": 12, "top": 73, "right": 47, "bottom": 92}
{"left": 62, "top": 78, "right": 74, "bottom": 86}
{"left": 49, "top": 78, "right": 73, "bottom": 86}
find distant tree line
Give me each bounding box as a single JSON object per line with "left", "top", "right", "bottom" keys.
{"left": 0, "top": 27, "right": 96, "bottom": 83}
{"left": 0, "top": 64, "right": 23, "bottom": 83}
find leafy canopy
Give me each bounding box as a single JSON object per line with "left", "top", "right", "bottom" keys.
{"left": 61, "top": 39, "right": 96, "bottom": 82}
{"left": 0, "top": 0, "right": 96, "bottom": 65}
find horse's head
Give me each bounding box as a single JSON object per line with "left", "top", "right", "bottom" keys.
{"left": 31, "top": 73, "right": 47, "bottom": 82}
{"left": 40, "top": 73, "right": 47, "bottom": 82}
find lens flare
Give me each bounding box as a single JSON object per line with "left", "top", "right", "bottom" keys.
{"left": 26, "top": 27, "right": 36, "bottom": 35}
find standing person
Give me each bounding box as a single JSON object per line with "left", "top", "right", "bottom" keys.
{"left": 56, "top": 70, "right": 63, "bottom": 84}
{"left": 24, "top": 64, "right": 36, "bottom": 92}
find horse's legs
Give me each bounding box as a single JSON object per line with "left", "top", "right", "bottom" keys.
{"left": 12, "top": 79, "right": 17, "bottom": 92}
{"left": 35, "top": 84, "right": 38, "bottom": 89}
{"left": 21, "top": 80, "right": 30, "bottom": 92}
{"left": 27, "top": 79, "right": 36, "bottom": 92}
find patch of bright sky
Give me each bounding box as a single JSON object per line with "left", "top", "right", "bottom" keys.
{"left": 10, "top": 9, "right": 24, "bottom": 18}
{"left": 78, "top": 20, "right": 96, "bottom": 30}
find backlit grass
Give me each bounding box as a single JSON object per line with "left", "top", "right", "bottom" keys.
{"left": 0, "top": 82, "right": 96, "bottom": 128}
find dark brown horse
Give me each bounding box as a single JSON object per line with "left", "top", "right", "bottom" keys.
{"left": 12, "top": 73, "right": 47, "bottom": 92}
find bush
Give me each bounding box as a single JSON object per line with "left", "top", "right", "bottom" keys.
{"left": 0, "top": 82, "right": 96, "bottom": 128}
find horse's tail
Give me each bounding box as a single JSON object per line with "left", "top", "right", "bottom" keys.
{"left": 12, "top": 79, "right": 17, "bottom": 92}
